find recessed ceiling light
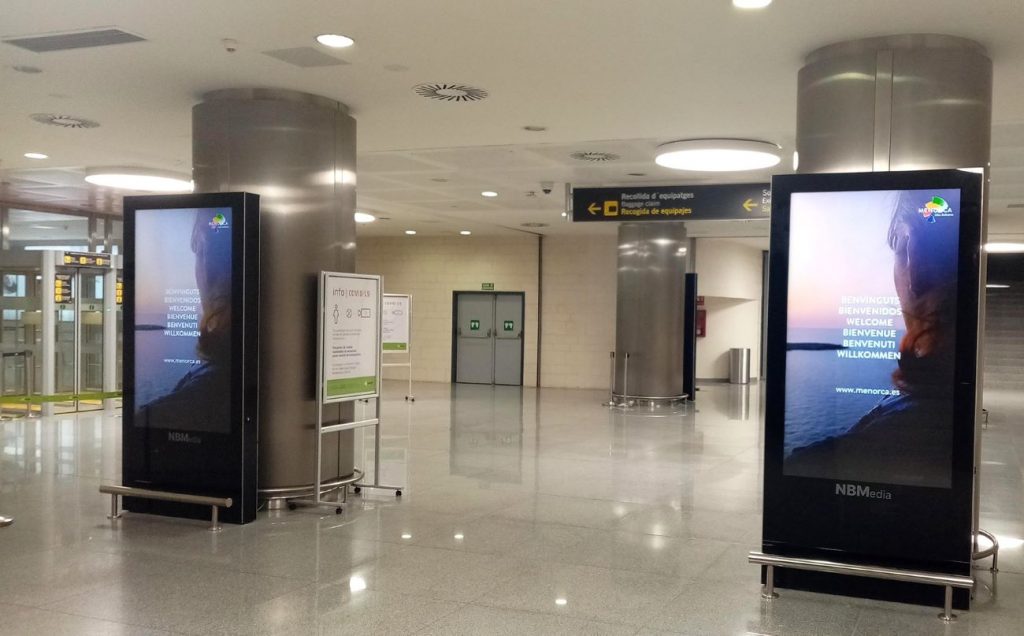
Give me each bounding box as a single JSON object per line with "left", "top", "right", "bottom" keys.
{"left": 354, "top": 212, "right": 376, "bottom": 223}
{"left": 987, "top": 284, "right": 1010, "bottom": 289}
{"left": 459, "top": 230, "right": 471, "bottom": 236}
{"left": 348, "top": 576, "right": 367, "bottom": 593}
{"left": 986, "top": 242, "right": 1024, "bottom": 253}
{"left": 85, "top": 167, "right": 194, "bottom": 192}
{"left": 316, "top": 34, "right": 355, "bottom": 48}
{"left": 523, "top": 125, "right": 547, "bottom": 132}
{"left": 404, "top": 230, "right": 417, "bottom": 235}
{"left": 24, "top": 152, "right": 48, "bottom": 159}
{"left": 655, "top": 139, "right": 781, "bottom": 172}
{"left": 453, "top": 533, "right": 465, "bottom": 539}
{"left": 733, "top": 0, "right": 772, "bottom": 8}
{"left": 555, "top": 598, "right": 568, "bottom": 606}
{"left": 401, "top": 532, "right": 413, "bottom": 539}
{"left": 481, "top": 191, "right": 498, "bottom": 198}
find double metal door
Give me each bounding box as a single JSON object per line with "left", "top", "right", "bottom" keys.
{"left": 455, "top": 292, "right": 523, "bottom": 385}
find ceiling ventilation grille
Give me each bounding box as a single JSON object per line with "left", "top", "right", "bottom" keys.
{"left": 262, "top": 47, "right": 348, "bottom": 68}
{"left": 570, "top": 151, "right": 621, "bottom": 162}
{"left": 3, "top": 28, "right": 145, "bottom": 53}
{"left": 30, "top": 113, "right": 100, "bottom": 129}
{"left": 413, "top": 83, "right": 489, "bottom": 102}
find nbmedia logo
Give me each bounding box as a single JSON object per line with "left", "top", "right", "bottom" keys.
{"left": 835, "top": 483, "right": 892, "bottom": 500}
{"left": 168, "top": 431, "right": 201, "bottom": 444}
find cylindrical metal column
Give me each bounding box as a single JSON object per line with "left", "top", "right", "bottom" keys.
{"left": 797, "top": 34, "right": 992, "bottom": 173}
{"left": 192, "top": 89, "right": 357, "bottom": 498}
{"left": 614, "top": 222, "right": 688, "bottom": 403}
{"left": 796, "top": 34, "right": 992, "bottom": 558}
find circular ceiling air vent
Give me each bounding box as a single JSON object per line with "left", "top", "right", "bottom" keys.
{"left": 570, "top": 151, "right": 620, "bottom": 162}
{"left": 413, "top": 83, "right": 488, "bottom": 102}
{"left": 12, "top": 65, "right": 43, "bottom": 74}
{"left": 31, "top": 113, "right": 99, "bottom": 129}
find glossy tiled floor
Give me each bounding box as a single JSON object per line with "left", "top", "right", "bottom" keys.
{"left": 0, "top": 381, "right": 1021, "bottom": 635}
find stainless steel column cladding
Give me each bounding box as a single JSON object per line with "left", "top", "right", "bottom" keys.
{"left": 614, "top": 222, "right": 688, "bottom": 403}
{"left": 192, "top": 88, "right": 357, "bottom": 497}
{"left": 797, "top": 35, "right": 992, "bottom": 173}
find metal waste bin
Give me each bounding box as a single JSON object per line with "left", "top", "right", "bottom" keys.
{"left": 729, "top": 347, "right": 751, "bottom": 384}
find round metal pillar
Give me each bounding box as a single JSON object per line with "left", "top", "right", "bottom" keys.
{"left": 797, "top": 34, "right": 992, "bottom": 173}
{"left": 613, "top": 222, "right": 688, "bottom": 405}
{"left": 192, "top": 88, "right": 357, "bottom": 497}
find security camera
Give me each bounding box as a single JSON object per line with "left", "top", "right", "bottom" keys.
{"left": 541, "top": 181, "right": 554, "bottom": 195}
{"left": 222, "top": 38, "right": 239, "bottom": 53}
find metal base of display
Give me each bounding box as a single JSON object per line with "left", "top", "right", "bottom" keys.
{"left": 99, "top": 485, "right": 233, "bottom": 532}
{"left": 748, "top": 551, "right": 974, "bottom": 622}
{"left": 0, "top": 515, "right": 12, "bottom": 528}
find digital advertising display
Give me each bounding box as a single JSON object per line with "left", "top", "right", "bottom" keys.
{"left": 783, "top": 189, "right": 960, "bottom": 489}
{"left": 124, "top": 192, "right": 260, "bottom": 524}
{"left": 763, "top": 170, "right": 982, "bottom": 608}
{"left": 133, "top": 207, "right": 233, "bottom": 433}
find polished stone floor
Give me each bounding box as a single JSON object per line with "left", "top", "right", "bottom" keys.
{"left": 0, "top": 381, "right": 1021, "bottom": 635}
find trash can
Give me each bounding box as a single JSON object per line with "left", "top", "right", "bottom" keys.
{"left": 729, "top": 347, "right": 751, "bottom": 384}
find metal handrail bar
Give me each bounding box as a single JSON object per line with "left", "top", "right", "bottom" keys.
{"left": 749, "top": 551, "right": 973, "bottom": 623}
{"left": 100, "top": 484, "right": 233, "bottom": 532}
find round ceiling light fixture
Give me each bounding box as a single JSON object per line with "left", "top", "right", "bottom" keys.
{"left": 316, "top": 34, "right": 355, "bottom": 48}
{"left": 354, "top": 212, "right": 376, "bottom": 223}
{"left": 654, "top": 139, "right": 781, "bottom": 172}
{"left": 404, "top": 230, "right": 417, "bottom": 235}
{"left": 733, "top": 0, "right": 773, "bottom": 8}
{"left": 459, "top": 230, "right": 472, "bottom": 236}
{"left": 481, "top": 191, "right": 498, "bottom": 198}
{"left": 84, "top": 167, "right": 194, "bottom": 192}
{"left": 985, "top": 242, "right": 1024, "bottom": 253}
{"left": 570, "top": 151, "right": 620, "bottom": 163}
{"left": 24, "top": 152, "right": 48, "bottom": 160}
{"left": 414, "top": 83, "right": 489, "bottom": 102}
{"left": 31, "top": 113, "right": 100, "bottom": 129}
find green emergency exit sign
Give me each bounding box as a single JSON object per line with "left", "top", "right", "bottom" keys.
{"left": 503, "top": 320, "right": 514, "bottom": 331}
{"left": 481, "top": 282, "right": 494, "bottom": 291}
{"left": 470, "top": 319, "right": 480, "bottom": 331}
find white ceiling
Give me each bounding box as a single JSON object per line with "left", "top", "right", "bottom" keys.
{"left": 1, "top": 0, "right": 1023, "bottom": 238}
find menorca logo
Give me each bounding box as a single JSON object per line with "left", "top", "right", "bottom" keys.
{"left": 835, "top": 483, "right": 892, "bottom": 500}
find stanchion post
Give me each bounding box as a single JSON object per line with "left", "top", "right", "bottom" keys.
{"left": 608, "top": 351, "right": 616, "bottom": 404}
{"left": 761, "top": 565, "right": 778, "bottom": 600}
{"left": 939, "top": 585, "right": 957, "bottom": 622}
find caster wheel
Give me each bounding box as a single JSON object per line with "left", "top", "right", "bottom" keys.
{"left": 411, "top": 398, "right": 416, "bottom": 402}
{"left": 287, "top": 502, "right": 297, "bottom": 511}
{"left": 335, "top": 507, "right": 343, "bottom": 515}
{"left": 353, "top": 486, "right": 361, "bottom": 494}
{"left": 396, "top": 490, "right": 403, "bottom": 497}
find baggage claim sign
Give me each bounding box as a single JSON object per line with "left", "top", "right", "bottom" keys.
{"left": 571, "top": 183, "right": 770, "bottom": 222}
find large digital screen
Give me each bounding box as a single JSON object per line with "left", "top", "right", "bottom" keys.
{"left": 783, "top": 189, "right": 961, "bottom": 488}
{"left": 133, "top": 207, "right": 233, "bottom": 434}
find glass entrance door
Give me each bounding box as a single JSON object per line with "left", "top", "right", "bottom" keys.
{"left": 0, "top": 271, "right": 40, "bottom": 418}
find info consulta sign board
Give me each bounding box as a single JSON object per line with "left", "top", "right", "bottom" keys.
{"left": 571, "top": 183, "right": 770, "bottom": 222}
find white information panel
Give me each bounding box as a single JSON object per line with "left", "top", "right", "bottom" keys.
{"left": 319, "top": 272, "right": 381, "bottom": 404}
{"left": 382, "top": 294, "right": 411, "bottom": 352}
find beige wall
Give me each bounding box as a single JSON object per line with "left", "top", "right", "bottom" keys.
{"left": 356, "top": 235, "right": 540, "bottom": 386}
{"left": 540, "top": 234, "right": 618, "bottom": 389}
{"left": 694, "top": 238, "right": 765, "bottom": 380}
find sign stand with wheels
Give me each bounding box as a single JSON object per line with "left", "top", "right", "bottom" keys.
{"left": 381, "top": 293, "right": 414, "bottom": 401}
{"left": 293, "top": 272, "right": 402, "bottom": 515}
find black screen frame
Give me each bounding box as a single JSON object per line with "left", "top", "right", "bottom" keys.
{"left": 763, "top": 170, "right": 982, "bottom": 592}
{"left": 123, "top": 192, "right": 260, "bottom": 524}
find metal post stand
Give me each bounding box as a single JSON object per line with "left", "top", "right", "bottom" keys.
{"left": 353, "top": 394, "right": 404, "bottom": 496}
{"left": 761, "top": 564, "right": 779, "bottom": 599}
